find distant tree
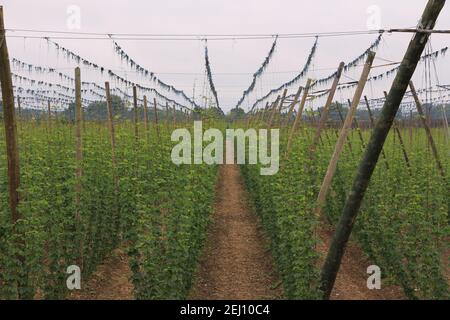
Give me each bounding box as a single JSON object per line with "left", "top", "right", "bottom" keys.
{"left": 227, "top": 107, "right": 246, "bottom": 122}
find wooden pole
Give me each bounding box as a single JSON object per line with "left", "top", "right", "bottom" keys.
{"left": 0, "top": 6, "right": 20, "bottom": 224}
{"left": 143, "top": 95, "right": 149, "bottom": 143}
{"left": 17, "top": 95, "right": 21, "bottom": 119}
{"left": 47, "top": 100, "right": 52, "bottom": 128}
{"left": 283, "top": 86, "right": 303, "bottom": 128}
{"left": 153, "top": 98, "right": 160, "bottom": 139}
{"left": 315, "top": 52, "right": 375, "bottom": 217}
{"left": 132, "top": 86, "right": 139, "bottom": 140}
{"left": 310, "top": 62, "right": 345, "bottom": 154}
{"left": 410, "top": 81, "right": 446, "bottom": 178}
{"left": 285, "top": 79, "right": 313, "bottom": 157}
{"left": 319, "top": 0, "right": 445, "bottom": 299}
{"left": 74, "top": 67, "right": 83, "bottom": 223}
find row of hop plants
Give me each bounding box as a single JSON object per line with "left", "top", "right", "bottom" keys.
{"left": 242, "top": 124, "right": 449, "bottom": 300}
{"left": 128, "top": 125, "right": 219, "bottom": 299}
{"left": 241, "top": 127, "right": 321, "bottom": 299}
{"left": 322, "top": 127, "right": 449, "bottom": 299}
{"left": 0, "top": 118, "right": 218, "bottom": 299}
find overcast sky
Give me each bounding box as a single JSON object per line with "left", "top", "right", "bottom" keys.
{"left": 3, "top": 0, "right": 450, "bottom": 112}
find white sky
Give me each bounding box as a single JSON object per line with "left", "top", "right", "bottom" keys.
{"left": 3, "top": 0, "right": 450, "bottom": 112}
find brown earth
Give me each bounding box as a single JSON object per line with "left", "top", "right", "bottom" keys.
{"left": 189, "top": 164, "right": 284, "bottom": 300}
{"left": 65, "top": 162, "right": 410, "bottom": 300}
{"left": 68, "top": 247, "right": 134, "bottom": 300}
{"left": 317, "top": 227, "right": 405, "bottom": 300}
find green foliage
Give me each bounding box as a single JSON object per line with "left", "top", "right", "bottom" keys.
{"left": 242, "top": 127, "right": 321, "bottom": 299}
{"left": 242, "top": 125, "right": 448, "bottom": 300}
{"left": 322, "top": 128, "right": 449, "bottom": 299}
{"left": 0, "top": 119, "right": 217, "bottom": 300}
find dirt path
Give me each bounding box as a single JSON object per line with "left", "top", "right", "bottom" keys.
{"left": 189, "top": 164, "right": 283, "bottom": 300}
{"left": 68, "top": 247, "right": 134, "bottom": 300}
{"left": 317, "top": 227, "right": 404, "bottom": 300}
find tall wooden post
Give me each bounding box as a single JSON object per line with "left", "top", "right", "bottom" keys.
{"left": 75, "top": 67, "right": 83, "bottom": 223}
{"left": 283, "top": 86, "right": 303, "bottom": 128}
{"left": 310, "top": 62, "right": 345, "bottom": 154}
{"left": 410, "top": 81, "right": 446, "bottom": 178}
{"left": 315, "top": 52, "right": 375, "bottom": 217}
{"left": 47, "top": 100, "right": 52, "bottom": 128}
{"left": 17, "top": 95, "right": 21, "bottom": 119}
{"left": 319, "top": 0, "right": 445, "bottom": 299}
{"left": 143, "top": 95, "right": 149, "bottom": 143}
{"left": 0, "top": 5, "right": 20, "bottom": 224}
{"left": 285, "top": 79, "right": 312, "bottom": 157}
{"left": 133, "top": 86, "right": 139, "bottom": 140}
{"left": 153, "top": 98, "right": 160, "bottom": 139}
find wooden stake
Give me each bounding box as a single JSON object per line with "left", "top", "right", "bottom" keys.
{"left": 0, "top": 5, "right": 20, "bottom": 224}
{"left": 143, "top": 95, "right": 149, "bottom": 143}
{"left": 319, "top": 0, "right": 445, "bottom": 299}
{"left": 285, "top": 78, "right": 312, "bottom": 157}
{"left": 133, "top": 86, "right": 139, "bottom": 140}
{"left": 154, "top": 98, "right": 160, "bottom": 139}
{"left": 17, "top": 95, "right": 21, "bottom": 119}
{"left": 47, "top": 100, "right": 52, "bottom": 128}
{"left": 74, "top": 67, "right": 83, "bottom": 223}
{"left": 315, "top": 52, "right": 375, "bottom": 218}
{"left": 310, "top": 62, "right": 345, "bottom": 154}
{"left": 410, "top": 81, "right": 446, "bottom": 178}
{"left": 283, "top": 86, "right": 303, "bottom": 128}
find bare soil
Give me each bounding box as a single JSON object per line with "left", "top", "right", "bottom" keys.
{"left": 317, "top": 226, "right": 405, "bottom": 300}
{"left": 189, "top": 164, "right": 284, "bottom": 300}
{"left": 68, "top": 247, "right": 134, "bottom": 300}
